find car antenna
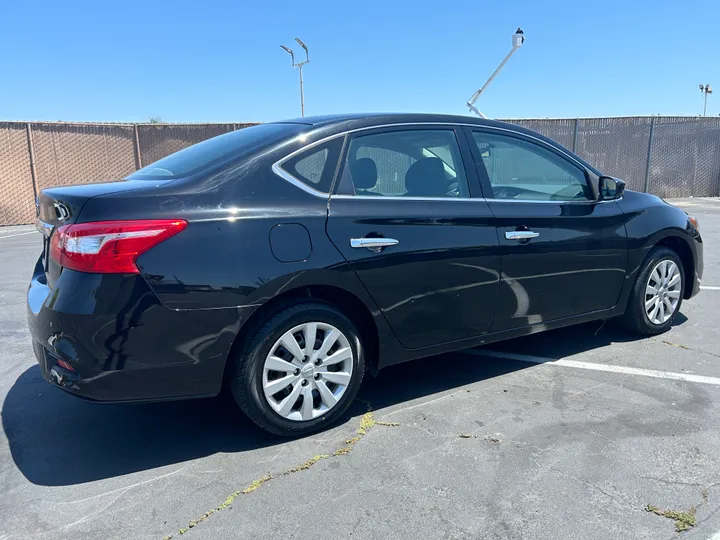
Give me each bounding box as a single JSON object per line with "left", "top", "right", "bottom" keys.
{"left": 466, "top": 28, "right": 525, "bottom": 119}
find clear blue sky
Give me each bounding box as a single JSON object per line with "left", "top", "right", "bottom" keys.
{"left": 2, "top": 0, "right": 718, "bottom": 122}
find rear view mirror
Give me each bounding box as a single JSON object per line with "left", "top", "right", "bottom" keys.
{"left": 599, "top": 176, "right": 625, "bottom": 200}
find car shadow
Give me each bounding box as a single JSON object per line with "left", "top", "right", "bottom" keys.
{"left": 357, "top": 317, "right": 683, "bottom": 411}
{"left": 466, "top": 315, "right": 688, "bottom": 360}
{"left": 2, "top": 318, "right": 685, "bottom": 487}
{"left": 1, "top": 365, "right": 283, "bottom": 487}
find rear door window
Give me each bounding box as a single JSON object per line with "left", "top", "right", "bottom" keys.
{"left": 340, "top": 129, "right": 470, "bottom": 198}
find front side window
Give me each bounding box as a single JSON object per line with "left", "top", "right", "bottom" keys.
{"left": 471, "top": 131, "right": 592, "bottom": 201}
{"left": 342, "top": 129, "right": 469, "bottom": 198}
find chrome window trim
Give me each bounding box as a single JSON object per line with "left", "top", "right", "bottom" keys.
{"left": 271, "top": 161, "right": 329, "bottom": 198}
{"left": 487, "top": 198, "right": 622, "bottom": 204}
{"left": 487, "top": 197, "right": 594, "bottom": 204}
{"left": 333, "top": 195, "right": 477, "bottom": 202}
{"left": 271, "top": 121, "right": 600, "bottom": 201}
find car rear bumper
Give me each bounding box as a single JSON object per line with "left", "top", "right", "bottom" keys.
{"left": 27, "top": 257, "right": 257, "bottom": 403}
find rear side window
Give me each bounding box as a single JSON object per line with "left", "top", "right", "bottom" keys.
{"left": 127, "top": 123, "right": 306, "bottom": 180}
{"left": 288, "top": 148, "right": 329, "bottom": 185}
{"left": 341, "top": 129, "right": 469, "bottom": 198}
{"left": 279, "top": 139, "right": 343, "bottom": 193}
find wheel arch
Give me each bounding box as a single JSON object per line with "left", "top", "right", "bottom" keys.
{"left": 222, "top": 284, "right": 380, "bottom": 389}
{"left": 653, "top": 234, "right": 695, "bottom": 299}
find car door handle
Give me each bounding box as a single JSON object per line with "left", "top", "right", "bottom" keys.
{"left": 350, "top": 237, "right": 399, "bottom": 250}
{"left": 505, "top": 231, "right": 540, "bottom": 241}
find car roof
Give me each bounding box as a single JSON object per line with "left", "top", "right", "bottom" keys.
{"left": 271, "top": 112, "right": 515, "bottom": 130}
{"left": 269, "top": 112, "right": 559, "bottom": 150}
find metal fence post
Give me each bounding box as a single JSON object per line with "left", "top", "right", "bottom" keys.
{"left": 133, "top": 124, "right": 142, "bottom": 170}
{"left": 642, "top": 116, "right": 656, "bottom": 193}
{"left": 25, "top": 123, "right": 39, "bottom": 209}
{"left": 572, "top": 118, "right": 580, "bottom": 153}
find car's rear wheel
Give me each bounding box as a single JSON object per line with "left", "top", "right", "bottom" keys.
{"left": 230, "top": 302, "right": 365, "bottom": 436}
{"left": 620, "top": 246, "right": 684, "bottom": 335}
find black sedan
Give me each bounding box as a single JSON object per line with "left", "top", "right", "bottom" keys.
{"left": 27, "top": 113, "right": 703, "bottom": 436}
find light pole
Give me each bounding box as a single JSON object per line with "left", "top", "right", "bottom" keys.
{"left": 467, "top": 28, "right": 525, "bottom": 118}
{"left": 699, "top": 84, "right": 713, "bottom": 116}
{"left": 281, "top": 38, "right": 310, "bottom": 117}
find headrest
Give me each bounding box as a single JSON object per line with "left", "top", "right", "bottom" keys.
{"left": 350, "top": 158, "right": 378, "bottom": 190}
{"left": 404, "top": 157, "right": 446, "bottom": 197}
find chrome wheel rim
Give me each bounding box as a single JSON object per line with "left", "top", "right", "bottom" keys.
{"left": 645, "top": 259, "right": 682, "bottom": 325}
{"left": 262, "top": 322, "right": 353, "bottom": 422}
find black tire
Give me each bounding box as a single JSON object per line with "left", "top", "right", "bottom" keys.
{"left": 620, "top": 246, "right": 684, "bottom": 335}
{"left": 229, "top": 301, "right": 365, "bottom": 437}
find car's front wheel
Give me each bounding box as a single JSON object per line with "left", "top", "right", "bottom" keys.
{"left": 230, "top": 302, "right": 365, "bottom": 436}
{"left": 621, "top": 246, "right": 685, "bottom": 335}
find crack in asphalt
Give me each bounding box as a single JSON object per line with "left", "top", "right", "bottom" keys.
{"left": 161, "top": 404, "right": 399, "bottom": 539}
{"left": 530, "top": 455, "right": 635, "bottom": 507}
{"left": 654, "top": 338, "right": 720, "bottom": 360}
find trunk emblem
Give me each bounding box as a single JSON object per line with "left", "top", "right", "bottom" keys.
{"left": 53, "top": 202, "right": 70, "bottom": 221}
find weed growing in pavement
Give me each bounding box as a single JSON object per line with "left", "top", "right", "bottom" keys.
{"left": 164, "top": 405, "right": 399, "bottom": 538}
{"left": 645, "top": 504, "right": 697, "bottom": 532}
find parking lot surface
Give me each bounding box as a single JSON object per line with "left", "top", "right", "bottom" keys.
{"left": 1, "top": 197, "right": 719, "bottom": 540}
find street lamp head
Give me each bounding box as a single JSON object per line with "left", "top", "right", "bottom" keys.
{"left": 295, "top": 37, "right": 309, "bottom": 62}
{"left": 707, "top": 85, "right": 713, "bottom": 94}
{"left": 700, "top": 84, "right": 705, "bottom": 91}
{"left": 512, "top": 28, "right": 525, "bottom": 49}
{"left": 280, "top": 45, "right": 295, "bottom": 65}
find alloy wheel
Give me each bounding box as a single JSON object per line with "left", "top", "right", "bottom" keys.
{"left": 644, "top": 259, "right": 682, "bottom": 325}
{"left": 262, "top": 322, "right": 353, "bottom": 421}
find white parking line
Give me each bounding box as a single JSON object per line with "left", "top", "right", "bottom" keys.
{"left": 0, "top": 231, "right": 37, "bottom": 240}
{"left": 462, "top": 349, "right": 720, "bottom": 386}
{"left": 701, "top": 286, "right": 720, "bottom": 291}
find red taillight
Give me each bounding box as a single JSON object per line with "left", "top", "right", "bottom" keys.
{"left": 50, "top": 219, "right": 187, "bottom": 274}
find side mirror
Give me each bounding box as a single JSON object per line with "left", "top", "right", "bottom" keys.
{"left": 598, "top": 176, "right": 625, "bottom": 200}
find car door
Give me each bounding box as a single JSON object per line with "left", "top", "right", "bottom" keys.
{"left": 464, "top": 127, "right": 628, "bottom": 332}
{"left": 325, "top": 125, "right": 501, "bottom": 350}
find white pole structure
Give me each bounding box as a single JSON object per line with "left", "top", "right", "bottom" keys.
{"left": 467, "top": 29, "right": 525, "bottom": 118}
{"left": 699, "top": 84, "right": 712, "bottom": 117}
{"left": 281, "top": 39, "right": 310, "bottom": 117}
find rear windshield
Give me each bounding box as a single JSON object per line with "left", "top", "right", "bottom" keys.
{"left": 126, "top": 123, "right": 306, "bottom": 180}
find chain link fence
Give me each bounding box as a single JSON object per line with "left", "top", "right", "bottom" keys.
{"left": 0, "top": 121, "right": 257, "bottom": 225}
{"left": 0, "top": 117, "right": 717, "bottom": 226}
{"left": 0, "top": 123, "right": 37, "bottom": 225}
{"left": 505, "top": 116, "right": 720, "bottom": 198}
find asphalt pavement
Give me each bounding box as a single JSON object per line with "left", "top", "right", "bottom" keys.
{"left": 1, "top": 197, "right": 719, "bottom": 540}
